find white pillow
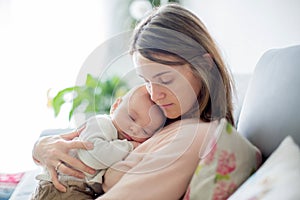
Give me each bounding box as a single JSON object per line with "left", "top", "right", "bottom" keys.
{"left": 229, "top": 136, "right": 300, "bottom": 200}
{"left": 183, "top": 118, "right": 262, "bottom": 200}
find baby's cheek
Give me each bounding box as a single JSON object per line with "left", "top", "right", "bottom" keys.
{"left": 149, "top": 106, "right": 166, "bottom": 125}
{"left": 122, "top": 123, "right": 134, "bottom": 134}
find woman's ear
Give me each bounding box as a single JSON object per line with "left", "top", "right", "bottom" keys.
{"left": 110, "top": 97, "right": 122, "bottom": 115}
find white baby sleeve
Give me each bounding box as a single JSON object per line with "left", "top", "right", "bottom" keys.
{"left": 77, "top": 115, "right": 134, "bottom": 170}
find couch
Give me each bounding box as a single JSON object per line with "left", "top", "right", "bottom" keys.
{"left": 9, "top": 45, "right": 300, "bottom": 199}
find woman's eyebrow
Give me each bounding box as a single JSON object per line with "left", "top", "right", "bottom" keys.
{"left": 137, "top": 74, "right": 145, "bottom": 79}
{"left": 153, "top": 71, "right": 171, "bottom": 78}
{"left": 138, "top": 71, "right": 171, "bottom": 79}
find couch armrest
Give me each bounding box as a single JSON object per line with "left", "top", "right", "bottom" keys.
{"left": 9, "top": 168, "right": 40, "bottom": 200}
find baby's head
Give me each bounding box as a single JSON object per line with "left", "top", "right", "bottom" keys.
{"left": 111, "top": 85, "right": 165, "bottom": 143}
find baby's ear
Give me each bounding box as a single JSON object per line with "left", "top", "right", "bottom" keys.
{"left": 110, "top": 97, "right": 122, "bottom": 115}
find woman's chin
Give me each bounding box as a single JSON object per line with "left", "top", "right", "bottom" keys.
{"left": 164, "top": 111, "right": 180, "bottom": 119}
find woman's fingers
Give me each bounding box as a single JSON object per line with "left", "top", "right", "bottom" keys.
{"left": 51, "top": 139, "right": 95, "bottom": 176}
{"left": 48, "top": 168, "right": 66, "bottom": 192}
{"left": 61, "top": 132, "right": 77, "bottom": 141}
{"left": 57, "top": 163, "right": 85, "bottom": 179}
{"left": 61, "top": 125, "right": 86, "bottom": 141}
{"left": 33, "top": 129, "right": 96, "bottom": 182}
{"left": 59, "top": 149, "right": 96, "bottom": 175}
{"left": 61, "top": 130, "right": 80, "bottom": 141}
{"left": 66, "top": 139, "right": 94, "bottom": 151}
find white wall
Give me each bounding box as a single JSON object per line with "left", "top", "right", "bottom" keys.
{"left": 0, "top": 0, "right": 109, "bottom": 173}
{"left": 183, "top": 0, "right": 300, "bottom": 74}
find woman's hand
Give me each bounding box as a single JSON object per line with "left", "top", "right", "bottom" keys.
{"left": 32, "top": 128, "right": 96, "bottom": 192}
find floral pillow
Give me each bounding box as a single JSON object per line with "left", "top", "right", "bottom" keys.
{"left": 183, "top": 118, "right": 262, "bottom": 200}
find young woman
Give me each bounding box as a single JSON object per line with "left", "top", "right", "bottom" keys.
{"left": 32, "top": 3, "right": 235, "bottom": 199}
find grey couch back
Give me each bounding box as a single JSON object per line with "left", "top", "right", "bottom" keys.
{"left": 237, "top": 45, "right": 300, "bottom": 158}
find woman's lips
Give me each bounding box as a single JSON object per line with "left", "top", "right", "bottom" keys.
{"left": 159, "top": 103, "right": 173, "bottom": 109}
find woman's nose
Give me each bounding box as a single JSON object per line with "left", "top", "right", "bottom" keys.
{"left": 148, "top": 83, "right": 164, "bottom": 102}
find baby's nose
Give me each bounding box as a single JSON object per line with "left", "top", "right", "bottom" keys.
{"left": 130, "top": 125, "right": 142, "bottom": 135}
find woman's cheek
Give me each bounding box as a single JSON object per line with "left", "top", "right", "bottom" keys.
{"left": 171, "top": 83, "right": 198, "bottom": 112}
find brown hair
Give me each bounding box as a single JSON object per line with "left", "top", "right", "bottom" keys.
{"left": 130, "top": 3, "right": 235, "bottom": 126}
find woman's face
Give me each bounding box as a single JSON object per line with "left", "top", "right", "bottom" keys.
{"left": 133, "top": 52, "right": 201, "bottom": 119}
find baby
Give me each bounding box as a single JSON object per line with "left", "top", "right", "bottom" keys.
{"left": 31, "top": 85, "right": 165, "bottom": 200}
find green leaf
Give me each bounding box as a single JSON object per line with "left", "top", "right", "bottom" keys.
{"left": 85, "top": 74, "right": 98, "bottom": 88}
{"left": 69, "top": 95, "right": 86, "bottom": 120}
{"left": 152, "top": 0, "right": 161, "bottom": 7}
{"left": 195, "top": 165, "right": 202, "bottom": 175}
{"left": 226, "top": 122, "right": 233, "bottom": 134}
{"left": 214, "top": 174, "right": 230, "bottom": 183}
{"left": 50, "top": 74, "right": 129, "bottom": 121}
{"left": 52, "top": 87, "right": 78, "bottom": 116}
{"left": 169, "top": 0, "right": 181, "bottom": 3}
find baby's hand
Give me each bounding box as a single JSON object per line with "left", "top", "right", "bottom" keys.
{"left": 130, "top": 141, "right": 141, "bottom": 149}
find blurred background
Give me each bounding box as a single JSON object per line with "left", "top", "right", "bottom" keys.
{"left": 0, "top": 0, "right": 299, "bottom": 173}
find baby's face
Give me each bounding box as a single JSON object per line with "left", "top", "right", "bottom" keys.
{"left": 111, "top": 86, "right": 165, "bottom": 143}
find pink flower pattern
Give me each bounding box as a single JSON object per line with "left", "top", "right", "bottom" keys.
{"left": 212, "top": 180, "right": 237, "bottom": 200}
{"left": 183, "top": 121, "right": 261, "bottom": 200}
{"left": 204, "top": 138, "right": 217, "bottom": 165}
{"left": 209, "top": 150, "right": 237, "bottom": 199}
{"left": 183, "top": 186, "right": 190, "bottom": 200}
{"left": 217, "top": 150, "right": 236, "bottom": 175}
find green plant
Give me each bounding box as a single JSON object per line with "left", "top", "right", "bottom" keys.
{"left": 49, "top": 74, "right": 129, "bottom": 120}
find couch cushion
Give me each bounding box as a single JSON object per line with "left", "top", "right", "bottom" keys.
{"left": 228, "top": 135, "right": 300, "bottom": 200}
{"left": 232, "top": 73, "right": 252, "bottom": 125}
{"left": 237, "top": 45, "right": 300, "bottom": 157}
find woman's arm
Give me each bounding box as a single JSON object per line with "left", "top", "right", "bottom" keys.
{"left": 101, "top": 161, "right": 134, "bottom": 192}
{"left": 32, "top": 130, "right": 96, "bottom": 192}
{"left": 99, "top": 121, "right": 215, "bottom": 200}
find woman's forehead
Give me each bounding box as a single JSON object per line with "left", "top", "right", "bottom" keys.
{"left": 136, "top": 63, "right": 191, "bottom": 81}
{"left": 133, "top": 51, "right": 184, "bottom": 66}
{"left": 134, "top": 54, "right": 179, "bottom": 74}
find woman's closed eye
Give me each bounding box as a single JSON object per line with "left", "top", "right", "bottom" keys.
{"left": 158, "top": 76, "right": 173, "bottom": 85}
{"left": 140, "top": 75, "right": 173, "bottom": 86}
